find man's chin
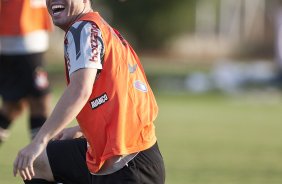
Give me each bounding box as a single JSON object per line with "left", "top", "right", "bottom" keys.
{"left": 53, "top": 21, "right": 65, "bottom": 29}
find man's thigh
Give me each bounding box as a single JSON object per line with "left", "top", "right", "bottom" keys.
{"left": 46, "top": 138, "right": 91, "bottom": 184}
{"left": 46, "top": 139, "right": 165, "bottom": 184}
{"left": 0, "top": 53, "right": 49, "bottom": 101}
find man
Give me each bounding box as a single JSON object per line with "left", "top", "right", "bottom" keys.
{"left": 13, "top": 0, "right": 165, "bottom": 184}
{"left": 0, "top": 0, "right": 52, "bottom": 143}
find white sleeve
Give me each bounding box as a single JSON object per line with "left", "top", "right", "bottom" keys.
{"left": 65, "top": 21, "right": 104, "bottom": 76}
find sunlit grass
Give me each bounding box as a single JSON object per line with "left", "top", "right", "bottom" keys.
{"left": 1, "top": 89, "right": 282, "bottom": 184}
{"left": 156, "top": 93, "right": 282, "bottom": 184}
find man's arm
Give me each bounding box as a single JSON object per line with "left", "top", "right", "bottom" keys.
{"left": 33, "top": 67, "right": 96, "bottom": 144}
{"left": 13, "top": 68, "right": 97, "bottom": 180}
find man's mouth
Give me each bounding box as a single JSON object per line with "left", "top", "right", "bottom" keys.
{"left": 51, "top": 5, "right": 65, "bottom": 16}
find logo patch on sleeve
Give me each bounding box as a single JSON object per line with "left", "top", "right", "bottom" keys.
{"left": 89, "top": 93, "right": 109, "bottom": 109}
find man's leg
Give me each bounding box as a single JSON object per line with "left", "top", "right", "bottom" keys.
{"left": 27, "top": 52, "right": 51, "bottom": 140}
{"left": 24, "top": 179, "right": 55, "bottom": 184}
{"left": 24, "top": 138, "right": 90, "bottom": 184}
{"left": 0, "top": 113, "right": 11, "bottom": 144}
{"left": 27, "top": 94, "right": 51, "bottom": 139}
{"left": 23, "top": 148, "right": 55, "bottom": 184}
{"left": 45, "top": 138, "right": 91, "bottom": 184}
{"left": 0, "top": 101, "right": 25, "bottom": 144}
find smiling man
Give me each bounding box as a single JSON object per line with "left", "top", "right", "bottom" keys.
{"left": 13, "top": 0, "right": 165, "bottom": 184}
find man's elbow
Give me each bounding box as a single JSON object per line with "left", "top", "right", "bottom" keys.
{"left": 69, "top": 83, "right": 93, "bottom": 101}
{"left": 78, "top": 85, "right": 93, "bottom": 101}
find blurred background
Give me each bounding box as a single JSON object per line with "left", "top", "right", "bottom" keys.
{"left": 1, "top": 0, "right": 282, "bottom": 183}
{"left": 48, "top": 0, "right": 282, "bottom": 94}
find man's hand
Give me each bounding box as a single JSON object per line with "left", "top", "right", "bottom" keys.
{"left": 13, "top": 142, "right": 46, "bottom": 180}
{"left": 53, "top": 126, "right": 83, "bottom": 140}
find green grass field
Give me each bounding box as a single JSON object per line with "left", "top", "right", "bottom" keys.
{"left": 1, "top": 87, "right": 282, "bottom": 184}
{"left": 156, "top": 92, "right": 282, "bottom": 184}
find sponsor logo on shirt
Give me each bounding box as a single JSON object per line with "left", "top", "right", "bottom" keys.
{"left": 89, "top": 93, "right": 109, "bottom": 109}
{"left": 128, "top": 64, "right": 137, "bottom": 73}
{"left": 89, "top": 23, "right": 99, "bottom": 62}
{"left": 64, "top": 38, "right": 71, "bottom": 72}
{"left": 134, "top": 80, "right": 148, "bottom": 93}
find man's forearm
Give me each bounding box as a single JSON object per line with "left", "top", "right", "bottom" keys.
{"left": 32, "top": 68, "right": 96, "bottom": 146}
{"left": 33, "top": 83, "right": 90, "bottom": 145}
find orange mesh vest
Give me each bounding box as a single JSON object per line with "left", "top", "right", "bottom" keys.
{"left": 0, "top": 0, "right": 52, "bottom": 35}
{"left": 64, "top": 12, "right": 158, "bottom": 173}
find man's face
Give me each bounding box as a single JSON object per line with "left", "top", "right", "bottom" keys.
{"left": 46, "top": 0, "right": 86, "bottom": 30}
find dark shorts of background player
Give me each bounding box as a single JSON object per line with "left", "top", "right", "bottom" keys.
{"left": 0, "top": 53, "right": 50, "bottom": 102}
{"left": 46, "top": 138, "right": 166, "bottom": 184}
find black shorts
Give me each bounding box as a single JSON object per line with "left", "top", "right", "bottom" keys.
{"left": 46, "top": 138, "right": 165, "bottom": 184}
{"left": 0, "top": 53, "right": 50, "bottom": 102}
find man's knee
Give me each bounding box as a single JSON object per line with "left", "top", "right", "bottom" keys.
{"left": 33, "top": 149, "right": 54, "bottom": 182}
{"left": 1, "top": 101, "right": 25, "bottom": 119}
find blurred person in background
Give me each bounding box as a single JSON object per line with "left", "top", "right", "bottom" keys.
{"left": 13, "top": 0, "right": 165, "bottom": 183}
{"left": 0, "top": 0, "right": 52, "bottom": 144}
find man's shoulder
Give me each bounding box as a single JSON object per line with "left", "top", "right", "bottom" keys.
{"left": 66, "top": 21, "right": 100, "bottom": 37}
{"left": 71, "top": 21, "right": 99, "bottom": 29}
